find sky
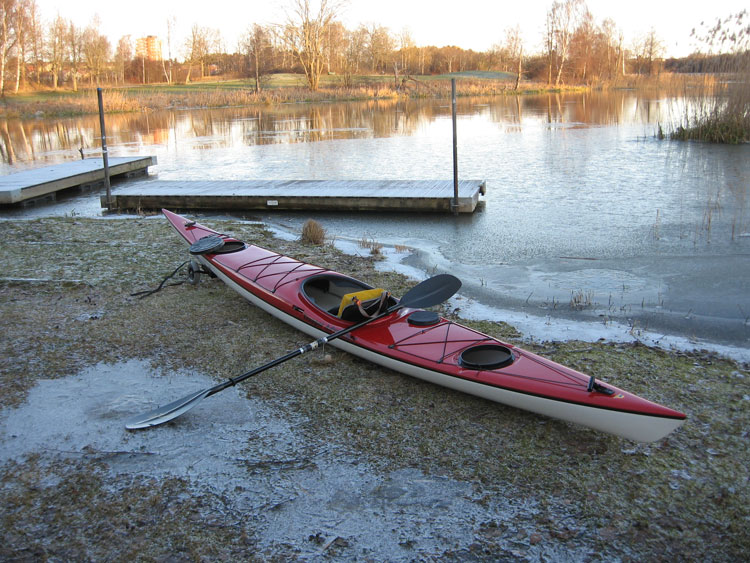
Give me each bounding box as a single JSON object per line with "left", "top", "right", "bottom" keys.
{"left": 34, "top": 0, "right": 748, "bottom": 58}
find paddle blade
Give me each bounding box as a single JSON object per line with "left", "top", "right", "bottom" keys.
{"left": 398, "top": 274, "right": 461, "bottom": 310}
{"left": 125, "top": 388, "right": 211, "bottom": 430}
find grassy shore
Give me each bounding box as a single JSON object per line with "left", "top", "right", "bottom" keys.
{"left": 0, "top": 215, "right": 747, "bottom": 560}
{"left": 0, "top": 73, "right": 586, "bottom": 119}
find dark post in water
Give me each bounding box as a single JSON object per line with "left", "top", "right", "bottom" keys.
{"left": 451, "top": 78, "right": 458, "bottom": 215}
{"left": 97, "top": 87, "right": 112, "bottom": 210}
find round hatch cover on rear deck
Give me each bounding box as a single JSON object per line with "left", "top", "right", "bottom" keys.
{"left": 407, "top": 310, "right": 440, "bottom": 326}
{"left": 189, "top": 235, "right": 225, "bottom": 255}
{"left": 459, "top": 344, "right": 514, "bottom": 370}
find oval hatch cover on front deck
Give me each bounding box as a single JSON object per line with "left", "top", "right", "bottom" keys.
{"left": 459, "top": 344, "right": 514, "bottom": 370}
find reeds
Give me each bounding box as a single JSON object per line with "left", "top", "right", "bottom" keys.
{"left": 669, "top": 13, "right": 750, "bottom": 144}
{"left": 569, "top": 289, "right": 594, "bottom": 310}
{"left": 670, "top": 74, "right": 750, "bottom": 144}
{"left": 358, "top": 237, "right": 383, "bottom": 255}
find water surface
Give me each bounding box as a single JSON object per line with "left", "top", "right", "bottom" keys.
{"left": 2, "top": 92, "right": 748, "bottom": 348}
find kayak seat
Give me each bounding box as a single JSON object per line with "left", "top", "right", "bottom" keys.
{"left": 302, "top": 275, "right": 396, "bottom": 319}
{"left": 338, "top": 288, "right": 389, "bottom": 322}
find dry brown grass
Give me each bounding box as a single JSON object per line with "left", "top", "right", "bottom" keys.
{"left": 300, "top": 219, "right": 326, "bottom": 245}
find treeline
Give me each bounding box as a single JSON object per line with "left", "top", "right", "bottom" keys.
{"left": 665, "top": 51, "right": 750, "bottom": 73}
{"left": 0, "top": 0, "right": 745, "bottom": 95}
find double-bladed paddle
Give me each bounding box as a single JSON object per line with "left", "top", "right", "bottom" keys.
{"left": 125, "top": 273, "right": 461, "bottom": 430}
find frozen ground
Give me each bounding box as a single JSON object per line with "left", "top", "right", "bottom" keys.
{"left": 0, "top": 360, "right": 596, "bottom": 560}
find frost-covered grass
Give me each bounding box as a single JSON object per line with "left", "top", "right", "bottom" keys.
{"left": 0, "top": 216, "right": 748, "bottom": 560}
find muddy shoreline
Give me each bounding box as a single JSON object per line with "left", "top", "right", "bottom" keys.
{"left": 1, "top": 215, "right": 748, "bottom": 560}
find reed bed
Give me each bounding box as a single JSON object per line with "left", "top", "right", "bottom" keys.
{"left": 671, "top": 76, "right": 750, "bottom": 144}
{"left": 668, "top": 66, "right": 750, "bottom": 144}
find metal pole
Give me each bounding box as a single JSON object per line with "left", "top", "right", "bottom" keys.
{"left": 97, "top": 87, "right": 112, "bottom": 210}
{"left": 451, "top": 78, "right": 459, "bottom": 215}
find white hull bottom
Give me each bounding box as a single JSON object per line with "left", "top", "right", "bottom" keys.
{"left": 204, "top": 258, "right": 684, "bottom": 443}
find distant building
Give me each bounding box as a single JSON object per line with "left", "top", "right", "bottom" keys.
{"left": 136, "top": 36, "right": 163, "bottom": 61}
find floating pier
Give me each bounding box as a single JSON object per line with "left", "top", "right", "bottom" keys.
{"left": 102, "top": 179, "right": 487, "bottom": 214}
{"left": 0, "top": 156, "right": 157, "bottom": 205}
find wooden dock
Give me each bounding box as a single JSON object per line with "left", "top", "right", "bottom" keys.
{"left": 0, "top": 156, "right": 157, "bottom": 205}
{"left": 103, "top": 179, "right": 487, "bottom": 214}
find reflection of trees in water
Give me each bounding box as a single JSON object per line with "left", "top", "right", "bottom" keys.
{"left": 0, "top": 100, "right": 441, "bottom": 165}
{"left": 0, "top": 92, "right": 730, "bottom": 167}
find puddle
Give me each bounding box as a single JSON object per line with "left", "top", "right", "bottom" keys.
{"left": 0, "top": 360, "right": 594, "bottom": 559}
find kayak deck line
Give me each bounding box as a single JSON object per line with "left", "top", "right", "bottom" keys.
{"left": 102, "top": 179, "right": 487, "bottom": 213}
{"left": 161, "top": 209, "right": 687, "bottom": 442}
{"left": 0, "top": 157, "right": 156, "bottom": 205}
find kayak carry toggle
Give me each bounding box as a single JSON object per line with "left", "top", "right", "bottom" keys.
{"left": 587, "top": 377, "right": 615, "bottom": 395}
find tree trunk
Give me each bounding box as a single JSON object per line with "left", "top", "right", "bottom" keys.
{"left": 0, "top": 37, "right": 6, "bottom": 94}
{"left": 14, "top": 54, "right": 20, "bottom": 93}
{"left": 514, "top": 45, "right": 523, "bottom": 91}
{"left": 555, "top": 56, "right": 565, "bottom": 86}
{"left": 254, "top": 53, "right": 260, "bottom": 93}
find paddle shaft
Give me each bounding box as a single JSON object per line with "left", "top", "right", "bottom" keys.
{"left": 125, "top": 273, "right": 461, "bottom": 429}
{"left": 207, "top": 303, "right": 401, "bottom": 397}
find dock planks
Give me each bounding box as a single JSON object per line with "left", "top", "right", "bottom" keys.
{"left": 0, "top": 156, "right": 157, "bottom": 205}
{"left": 103, "top": 179, "right": 487, "bottom": 214}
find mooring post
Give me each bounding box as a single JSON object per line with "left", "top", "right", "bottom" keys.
{"left": 451, "top": 78, "right": 459, "bottom": 215}
{"left": 97, "top": 87, "right": 112, "bottom": 211}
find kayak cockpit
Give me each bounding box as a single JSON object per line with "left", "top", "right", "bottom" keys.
{"left": 302, "top": 274, "right": 398, "bottom": 322}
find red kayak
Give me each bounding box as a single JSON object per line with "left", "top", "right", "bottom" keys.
{"left": 163, "top": 209, "right": 686, "bottom": 442}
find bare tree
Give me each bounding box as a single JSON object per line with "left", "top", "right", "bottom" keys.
{"left": 113, "top": 35, "right": 131, "bottom": 85}
{"left": 548, "top": 0, "right": 586, "bottom": 86}
{"left": 82, "top": 17, "right": 110, "bottom": 85}
{"left": 66, "top": 21, "right": 83, "bottom": 90}
{"left": 12, "top": 0, "right": 33, "bottom": 92}
{"left": 162, "top": 16, "right": 175, "bottom": 84}
{"left": 365, "top": 24, "right": 393, "bottom": 73}
{"left": 570, "top": 8, "right": 595, "bottom": 82}
{"left": 184, "top": 24, "right": 217, "bottom": 83}
{"left": 241, "top": 24, "right": 272, "bottom": 93}
{"left": 27, "top": 0, "right": 41, "bottom": 84}
{"left": 282, "top": 0, "right": 346, "bottom": 91}
{"left": 47, "top": 14, "right": 66, "bottom": 89}
{"left": 502, "top": 25, "right": 523, "bottom": 82}
{"left": 599, "top": 18, "right": 622, "bottom": 80}
{"left": 633, "top": 28, "right": 665, "bottom": 75}
{"left": 397, "top": 27, "right": 415, "bottom": 74}
{"left": 0, "top": 0, "right": 17, "bottom": 94}
{"left": 345, "top": 24, "right": 368, "bottom": 75}
{"left": 323, "top": 21, "right": 347, "bottom": 74}
{"left": 543, "top": 8, "right": 555, "bottom": 84}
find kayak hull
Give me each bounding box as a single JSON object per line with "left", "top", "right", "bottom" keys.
{"left": 163, "top": 210, "right": 686, "bottom": 442}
